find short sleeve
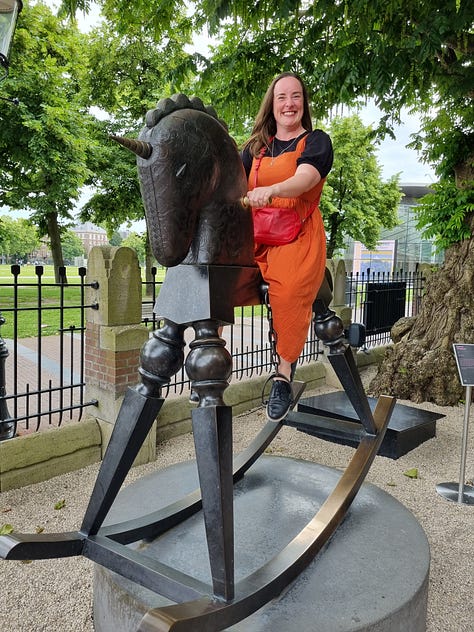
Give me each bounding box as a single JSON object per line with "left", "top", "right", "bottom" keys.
{"left": 241, "top": 147, "right": 253, "bottom": 179}
{"left": 297, "top": 130, "right": 333, "bottom": 179}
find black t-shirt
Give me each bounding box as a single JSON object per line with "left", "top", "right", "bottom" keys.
{"left": 241, "top": 130, "right": 334, "bottom": 180}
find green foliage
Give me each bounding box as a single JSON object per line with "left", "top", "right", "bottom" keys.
{"left": 193, "top": 0, "right": 473, "bottom": 250}
{"left": 25, "top": 1, "right": 474, "bottom": 249}
{"left": 194, "top": 22, "right": 297, "bottom": 135}
{"left": 0, "top": 524, "right": 14, "bottom": 535}
{"left": 79, "top": 11, "right": 200, "bottom": 233}
{"left": 415, "top": 179, "right": 474, "bottom": 250}
{"left": 410, "top": 93, "right": 474, "bottom": 183}
{"left": 79, "top": 121, "right": 145, "bottom": 233}
{"left": 0, "top": 4, "right": 92, "bottom": 212}
{"left": 100, "top": 0, "right": 190, "bottom": 39}
{"left": 0, "top": 215, "right": 40, "bottom": 261}
{"left": 121, "top": 231, "right": 146, "bottom": 264}
{"left": 192, "top": 1, "right": 473, "bottom": 126}
{"left": 0, "top": 3, "right": 101, "bottom": 274}
{"left": 57, "top": 1, "right": 93, "bottom": 17}
{"left": 61, "top": 230, "right": 86, "bottom": 262}
{"left": 319, "top": 115, "right": 401, "bottom": 257}
{"left": 85, "top": 18, "right": 197, "bottom": 125}
{"left": 109, "top": 230, "right": 123, "bottom": 246}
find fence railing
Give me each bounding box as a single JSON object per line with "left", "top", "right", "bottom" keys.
{"left": 0, "top": 265, "right": 98, "bottom": 437}
{"left": 141, "top": 267, "right": 323, "bottom": 396}
{"left": 0, "top": 264, "right": 425, "bottom": 435}
{"left": 345, "top": 270, "right": 425, "bottom": 347}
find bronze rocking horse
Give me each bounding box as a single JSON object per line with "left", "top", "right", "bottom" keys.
{"left": 0, "top": 94, "right": 395, "bottom": 631}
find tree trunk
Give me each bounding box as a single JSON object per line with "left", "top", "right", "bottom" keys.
{"left": 369, "top": 214, "right": 474, "bottom": 405}
{"left": 326, "top": 212, "right": 342, "bottom": 259}
{"left": 46, "top": 211, "right": 66, "bottom": 284}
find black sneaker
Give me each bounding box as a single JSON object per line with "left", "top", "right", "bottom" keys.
{"left": 266, "top": 379, "right": 293, "bottom": 422}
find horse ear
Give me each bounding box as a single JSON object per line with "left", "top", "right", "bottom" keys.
{"left": 110, "top": 135, "right": 153, "bottom": 159}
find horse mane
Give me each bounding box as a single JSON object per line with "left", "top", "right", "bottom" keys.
{"left": 144, "top": 94, "right": 228, "bottom": 131}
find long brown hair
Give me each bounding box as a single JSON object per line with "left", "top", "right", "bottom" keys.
{"left": 243, "top": 72, "right": 313, "bottom": 158}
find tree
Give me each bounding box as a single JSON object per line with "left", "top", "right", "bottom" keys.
{"left": 0, "top": 3, "right": 98, "bottom": 282}
{"left": 79, "top": 120, "right": 145, "bottom": 235}
{"left": 109, "top": 230, "right": 123, "bottom": 246}
{"left": 0, "top": 215, "right": 40, "bottom": 262}
{"left": 78, "top": 11, "right": 199, "bottom": 276}
{"left": 121, "top": 231, "right": 146, "bottom": 265}
{"left": 61, "top": 230, "right": 86, "bottom": 263}
{"left": 63, "top": 2, "right": 472, "bottom": 162}
{"left": 320, "top": 115, "right": 401, "bottom": 258}
{"left": 62, "top": 1, "right": 474, "bottom": 403}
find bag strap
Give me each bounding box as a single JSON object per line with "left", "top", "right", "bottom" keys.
{"left": 301, "top": 199, "right": 318, "bottom": 223}
{"left": 253, "top": 139, "right": 272, "bottom": 189}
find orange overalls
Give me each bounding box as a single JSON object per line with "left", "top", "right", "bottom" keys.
{"left": 248, "top": 135, "right": 327, "bottom": 363}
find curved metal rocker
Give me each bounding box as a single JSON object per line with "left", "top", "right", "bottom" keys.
{"left": 0, "top": 94, "right": 395, "bottom": 631}
{"left": 139, "top": 395, "right": 394, "bottom": 632}
{"left": 0, "top": 377, "right": 394, "bottom": 632}
{"left": 0, "top": 413, "right": 281, "bottom": 559}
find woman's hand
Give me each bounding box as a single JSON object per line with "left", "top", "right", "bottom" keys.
{"left": 246, "top": 186, "right": 275, "bottom": 207}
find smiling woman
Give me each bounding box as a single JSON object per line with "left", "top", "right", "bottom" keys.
{"left": 241, "top": 72, "right": 334, "bottom": 421}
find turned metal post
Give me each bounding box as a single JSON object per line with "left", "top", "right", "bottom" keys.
{"left": 0, "top": 312, "right": 16, "bottom": 441}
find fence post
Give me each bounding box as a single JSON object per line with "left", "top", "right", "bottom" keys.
{"left": 326, "top": 259, "right": 352, "bottom": 326}
{"left": 85, "top": 246, "right": 152, "bottom": 464}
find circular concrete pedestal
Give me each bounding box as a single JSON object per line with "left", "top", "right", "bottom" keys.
{"left": 94, "top": 456, "right": 430, "bottom": 632}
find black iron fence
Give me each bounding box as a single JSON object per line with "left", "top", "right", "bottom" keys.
{"left": 0, "top": 265, "right": 98, "bottom": 438}
{"left": 345, "top": 270, "right": 425, "bottom": 347}
{"left": 0, "top": 265, "right": 424, "bottom": 435}
{"left": 141, "top": 267, "right": 322, "bottom": 397}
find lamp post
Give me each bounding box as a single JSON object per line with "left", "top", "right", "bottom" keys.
{"left": 0, "top": 0, "right": 21, "bottom": 440}
{"left": 0, "top": 0, "right": 22, "bottom": 79}
{"left": 0, "top": 314, "right": 16, "bottom": 440}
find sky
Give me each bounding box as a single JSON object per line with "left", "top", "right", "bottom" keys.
{"left": 355, "top": 103, "right": 435, "bottom": 183}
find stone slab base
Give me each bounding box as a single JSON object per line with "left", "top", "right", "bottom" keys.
{"left": 295, "top": 391, "right": 444, "bottom": 459}
{"left": 94, "top": 456, "right": 430, "bottom": 631}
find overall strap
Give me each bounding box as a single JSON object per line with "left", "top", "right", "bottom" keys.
{"left": 253, "top": 134, "right": 318, "bottom": 222}
{"left": 253, "top": 138, "right": 273, "bottom": 189}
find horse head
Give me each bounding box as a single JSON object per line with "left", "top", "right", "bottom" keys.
{"left": 112, "top": 94, "right": 254, "bottom": 267}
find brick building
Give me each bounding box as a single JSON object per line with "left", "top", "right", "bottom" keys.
{"left": 72, "top": 222, "right": 108, "bottom": 254}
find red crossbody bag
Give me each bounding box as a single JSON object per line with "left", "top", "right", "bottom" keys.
{"left": 252, "top": 140, "right": 316, "bottom": 246}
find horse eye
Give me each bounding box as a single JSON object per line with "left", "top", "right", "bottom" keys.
{"left": 176, "top": 163, "right": 187, "bottom": 177}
